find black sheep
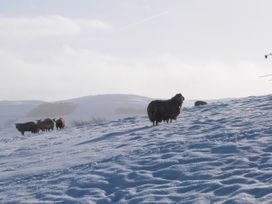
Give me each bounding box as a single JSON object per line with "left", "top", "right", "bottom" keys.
{"left": 194, "top": 100, "right": 207, "bottom": 106}
{"left": 15, "top": 122, "right": 40, "bottom": 135}
{"left": 147, "top": 93, "right": 185, "bottom": 126}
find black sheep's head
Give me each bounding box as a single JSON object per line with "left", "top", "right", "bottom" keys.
{"left": 173, "top": 93, "right": 185, "bottom": 107}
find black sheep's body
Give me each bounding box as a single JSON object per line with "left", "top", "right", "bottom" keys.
{"left": 147, "top": 93, "right": 184, "bottom": 126}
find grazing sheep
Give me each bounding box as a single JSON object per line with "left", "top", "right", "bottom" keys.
{"left": 147, "top": 93, "right": 185, "bottom": 126}
{"left": 15, "top": 122, "right": 40, "bottom": 135}
{"left": 195, "top": 100, "right": 207, "bottom": 107}
{"left": 55, "top": 118, "right": 65, "bottom": 129}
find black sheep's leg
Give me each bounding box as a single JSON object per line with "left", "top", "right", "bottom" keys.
{"left": 156, "top": 121, "right": 158, "bottom": 126}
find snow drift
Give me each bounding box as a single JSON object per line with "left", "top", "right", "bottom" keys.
{"left": 1, "top": 94, "right": 272, "bottom": 203}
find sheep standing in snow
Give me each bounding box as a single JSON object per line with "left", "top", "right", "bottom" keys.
{"left": 147, "top": 93, "right": 185, "bottom": 126}
{"left": 194, "top": 100, "right": 207, "bottom": 107}
{"left": 37, "top": 118, "right": 54, "bottom": 131}
{"left": 15, "top": 122, "right": 40, "bottom": 135}
{"left": 55, "top": 118, "right": 65, "bottom": 129}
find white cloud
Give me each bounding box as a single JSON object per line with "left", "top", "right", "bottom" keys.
{"left": 0, "top": 15, "right": 111, "bottom": 38}
{"left": 0, "top": 45, "right": 270, "bottom": 101}
{"left": 77, "top": 19, "right": 112, "bottom": 30}
{"left": 118, "top": 10, "right": 169, "bottom": 31}
{"left": 0, "top": 13, "right": 270, "bottom": 101}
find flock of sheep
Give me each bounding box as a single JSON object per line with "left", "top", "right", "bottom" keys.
{"left": 15, "top": 118, "right": 65, "bottom": 135}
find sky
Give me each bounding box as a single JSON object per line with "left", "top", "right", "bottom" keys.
{"left": 1, "top": 0, "right": 272, "bottom": 101}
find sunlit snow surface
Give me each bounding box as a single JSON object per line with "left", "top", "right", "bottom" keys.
{"left": 1, "top": 95, "right": 272, "bottom": 203}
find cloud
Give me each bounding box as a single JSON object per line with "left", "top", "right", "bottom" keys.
{"left": 76, "top": 19, "right": 112, "bottom": 30}
{"left": 0, "top": 45, "right": 269, "bottom": 101}
{"left": 118, "top": 10, "right": 169, "bottom": 31}
{"left": 0, "top": 15, "right": 112, "bottom": 38}
{"left": 0, "top": 14, "right": 270, "bottom": 101}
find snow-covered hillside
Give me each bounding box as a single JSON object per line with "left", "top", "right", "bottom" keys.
{"left": 1, "top": 95, "right": 272, "bottom": 203}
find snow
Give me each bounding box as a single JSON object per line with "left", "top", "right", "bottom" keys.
{"left": 1, "top": 94, "right": 272, "bottom": 203}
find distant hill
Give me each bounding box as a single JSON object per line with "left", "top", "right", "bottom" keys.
{"left": 63, "top": 94, "right": 152, "bottom": 123}
{"left": 27, "top": 102, "right": 77, "bottom": 118}
{"left": 0, "top": 94, "right": 153, "bottom": 127}
{"left": 0, "top": 100, "right": 43, "bottom": 128}
{"left": 27, "top": 94, "right": 153, "bottom": 122}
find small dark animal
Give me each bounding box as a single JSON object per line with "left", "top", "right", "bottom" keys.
{"left": 37, "top": 118, "right": 54, "bottom": 131}
{"left": 15, "top": 122, "right": 40, "bottom": 135}
{"left": 147, "top": 93, "right": 185, "bottom": 126}
{"left": 55, "top": 118, "right": 65, "bottom": 129}
{"left": 44, "top": 118, "right": 54, "bottom": 131}
{"left": 36, "top": 120, "right": 45, "bottom": 131}
{"left": 195, "top": 100, "right": 207, "bottom": 107}
{"left": 265, "top": 53, "right": 272, "bottom": 59}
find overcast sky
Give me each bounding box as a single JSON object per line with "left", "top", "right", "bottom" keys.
{"left": 1, "top": 0, "right": 272, "bottom": 101}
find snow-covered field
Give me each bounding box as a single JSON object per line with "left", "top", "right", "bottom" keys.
{"left": 1, "top": 95, "right": 272, "bottom": 203}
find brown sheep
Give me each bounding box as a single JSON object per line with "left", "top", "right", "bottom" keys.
{"left": 55, "top": 118, "right": 65, "bottom": 129}
{"left": 147, "top": 93, "right": 185, "bottom": 126}
{"left": 37, "top": 118, "right": 54, "bottom": 131}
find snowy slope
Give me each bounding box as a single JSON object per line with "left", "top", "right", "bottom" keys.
{"left": 1, "top": 95, "right": 272, "bottom": 203}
